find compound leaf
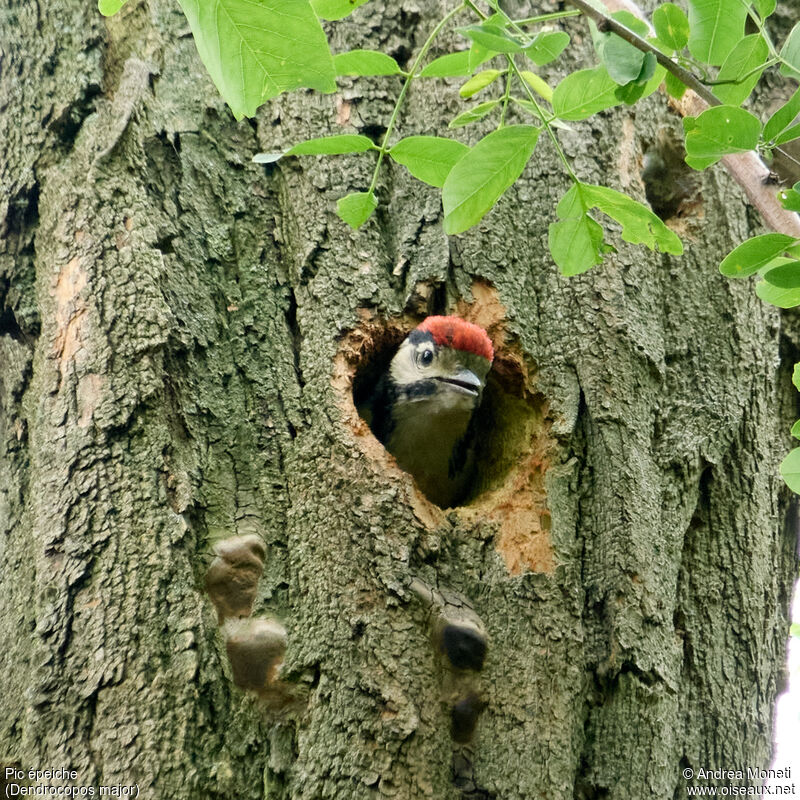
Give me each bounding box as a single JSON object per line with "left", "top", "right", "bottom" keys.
{"left": 286, "top": 135, "right": 376, "bottom": 155}
{"left": 98, "top": 0, "right": 128, "bottom": 15}
{"left": 459, "top": 69, "right": 503, "bottom": 98}
{"left": 459, "top": 23, "right": 522, "bottom": 54}
{"left": 581, "top": 184, "right": 683, "bottom": 254}
{"left": 779, "top": 184, "right": 800, "bottom": 213}
{"left": 763, "top": 89, "right": 800, "bottom": 143}
{"left": 762, "top": 259, "right": 800, "bottom": 289}
{"left": 780, "top": 22, "right": 800, "bottom": 79}
{"left": 525, "top": 31, "right": 570, "bottom": 65}
{"left": 549, "top": 213, "right": 606, "bottom": 275}
{"left": 448, "top": 100, "right": 499, "bottom": 128}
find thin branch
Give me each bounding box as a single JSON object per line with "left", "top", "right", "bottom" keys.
{"left": 566, "top": 0, "right": 800, "bottom": 237}
{"left": 368, "top": 2, "right": 467, "bottom": 193}
{"left": 564, "top": 0, "right": 720, "bottom": 107}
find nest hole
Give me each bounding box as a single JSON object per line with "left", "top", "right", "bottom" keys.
{"left": 641, "top": 131, "right": 701, "bottom": 220}
{"left": 348, "top": 319, "right": 551, "bottom": 511}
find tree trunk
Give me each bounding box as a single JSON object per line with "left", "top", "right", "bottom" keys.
{"left": 1, "top": 1, "right": 797, "bottom": 798}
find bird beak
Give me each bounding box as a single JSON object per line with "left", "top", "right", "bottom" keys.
{"left": 436, "top": 368, "right": 483, "bottom": 396}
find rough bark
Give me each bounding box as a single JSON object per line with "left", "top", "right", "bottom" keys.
{"left": 1, "top": 1, "right": 797, "bottom": 799}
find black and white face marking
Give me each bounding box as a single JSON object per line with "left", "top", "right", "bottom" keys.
{"left": 389, "top": 330, "right": 490, "bottom": 409}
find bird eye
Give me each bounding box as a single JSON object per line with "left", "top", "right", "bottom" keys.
{"left": 418, "top": 348, "right": 434, "bottom": 367}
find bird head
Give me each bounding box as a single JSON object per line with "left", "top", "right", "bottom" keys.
{"left": 388, "top": 316, "right": 494, "bottom": 416}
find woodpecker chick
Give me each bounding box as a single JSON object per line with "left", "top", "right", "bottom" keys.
{"left": 370, "top": 316, "right": 494, "bottom": 508}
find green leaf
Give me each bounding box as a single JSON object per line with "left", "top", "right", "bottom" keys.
{"left": 524, "top": 31, "right": 570, "bottom": 66}
{"left": 254, "top": 136, "right": 374, "bottom": 165}
{"left": 520, "top": 71, "right": 553, "bottom": 103}
{"left": 780, "top": 447, "right": 800, "bottom": 493}
{"left": 552, "top": 66, "right": 622, "bottom": 121}
{"left": 664, "top": 70, "right": 687, "bottom": 99}
{"left": 602, "top": 32, "right": 648, "bottom": 85}
{"left": 98, "top": 0, "right": 127, "bottom": 15}
{"left": 419, "top": 48, "right": 495, "bottom": 78}
{"left": 336, "top": 191, "right": 377, "bottom": 228}
{"left": 549, "top": 214, "right": 606, "bottom": 275}
{"left": 791, "top": 621, "right": 800, "bottom": 638}
{"left": 713, "top": 34, "right": 768, "bottom": 106}
{"left": 719, "top": 233, "right": 798, "bottom": 277}
{"left": 683, "top": 105, "right": 761, "bottom": 169}
{"left": 311, "top": 0, "right": 369, "bottom": 20}
{"left": 687, "top": 0, "right": 747, "bottom": 65}
{"left": 334, "top": 50, "right": 402, "bottom": 76}
{"left": 513, "top": 99, "right": 571, "bottom": 126}
{"left": 615, "top": 82, "right": 645, "bottom": 105}
{"left": 763, "top": 86, "right": 800, "bottom": 143}
{"left": 177, "top": 0, "right": 336, "bottom": 120}
{"left": 754, "top": 0, "right": 776, "bottom": 20}
{"left": 459, "top": 69, "right": 504, "bottom": 98}
{"left": 448, "top": 100, "right": 499, "bottom": 128}
{"left": 611, "top": 10, "right": 650, "bottom": 37}
{"left": 469, "top": 40, "right": 498, "bottom": 71}
{"left": 790, "top": 419, "right": 800, "bottom": 439}
{"left": 639, "top": 62, "right": 666, "bottom": 98}
{"left": 793, "top": 363, "right": 800, "bottom": 391}
{"left": 286, "top": 135, "right": 376, "bottom": 156}
{"left": 756, "top": 268, "right": 800, "bottom": 308}
{"left": 389, "top": 136, "right": 469, "bottom": 188}
{"left": 652, "top": 3, "right": 690, "bottom": 51}
{"left": 779, "top": 186, "right": 800, "bottom": 213}
{"left": 580, "top": 184, "right": 683, "bottom": 254}
{"left": 253, "top": 152, "right": 284, "bottom": 164}
{"left": 419, "top": 51, "right": 473, "bottom": 78}
{"left": 780, "top": 22, "right": 800, "bottom": 79}
{"left": 590, "top": 12, "right": 652, "bottom": 86}
{"left": 459, "top": 23, "right": 522, "bottom": 54}
{"left": 548, "top": 182, "right": 681, "bottom": 275}
{"left": 762, "top": 259, "right": 800, "bottom": 289}
{"left": 637, "top": 52, "right": 658, "bottom": 86}
{"left": 443, "top": 125, "right": 540, "bottom": 234}
{"left": 774, "top": 123, "right": 800, "bottom": 147}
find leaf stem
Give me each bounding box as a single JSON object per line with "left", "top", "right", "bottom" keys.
{"left": 704, "top": 57, "right": 779, "bottom": 86}
{"left": 369, "top": 2, "right": 467, "bottom": 193}
{"left": 508, "top": 59, "right": 578, "bottom": 182}
{"left": 514, "top": 10, "right": 581, "bottom": 25}
{"left": 739, "top": 0, "right": 780, "bottom": 60}
{"left": 464, "top": 0, "right": 578, "bottom": 181}
{"left": 499, "top": 68, "right": 513, "bottom": 126}
{"left": 463, "top": 0, "right": 485, "bottom": 22}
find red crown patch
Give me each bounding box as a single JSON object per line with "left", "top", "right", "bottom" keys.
{"left": 417, "top": 316, "right": 494, "bottom": 362}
